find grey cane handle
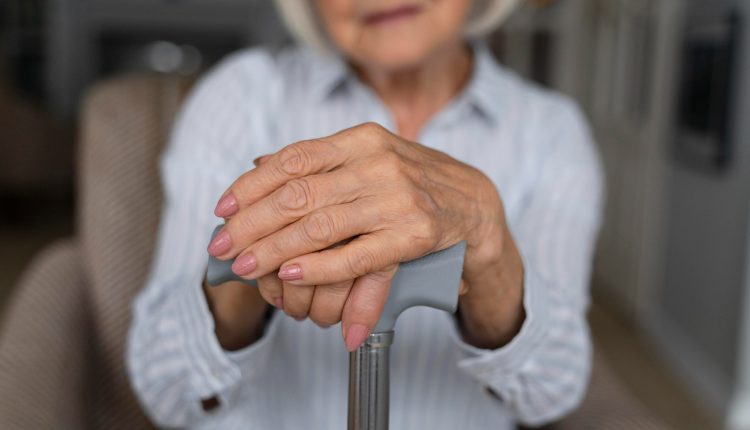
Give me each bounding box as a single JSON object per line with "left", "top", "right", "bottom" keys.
{"left": 372, "top": 241, "right": 465, "bottom": 332}
{"left": 206, "top": 226, "right": 258, "bottom": 287}
{"left": 206, "top": 225, "right": 466, "bottom": 331}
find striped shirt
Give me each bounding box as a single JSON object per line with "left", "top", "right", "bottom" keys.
{"left": 126, "top": 42, "right": 604, "bottom": 429}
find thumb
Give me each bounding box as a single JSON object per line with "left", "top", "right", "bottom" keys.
{"left": 341, "top": 265, "right": 398, "bottom": 352}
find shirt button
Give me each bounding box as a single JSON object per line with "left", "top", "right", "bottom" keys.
{"left": 201, "top": 396, "right": 221, "bottom": 411}
{"left": 485, "top": 387, "right": 504, "bottom": 403}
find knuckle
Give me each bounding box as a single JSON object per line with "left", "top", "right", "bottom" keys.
{"left": 283, "top": 298, "right": 309, "bottom": 319}
{"left": 257, "top": 283, "right": 277, "bottom": 303}
{"left": 398, "top": 192, "right": 438, "bottom": 248}
{"left": 395, "top": 187, "right": 426, "bottom": 214}
{"left": 257, "top": 236, "right": 285, "bottom": 261}
{"left": 268, "top": 239, "right": 286, "bottom": 259}
{"left": 278, "top": 144, "right": 311, "bottom": 176}
{"left": 396, "top": 188, "right": 418, "bottom": 209}
{"left": 346, "top": 248, "right": 378, "bottom": 277}
{"left": 303, "top": 211, "right": 337, "bottom": 244}
{"left": 413, "top": 216, "right": 438, "bottom": 246}
{"left": 278, "top": 178, "right": 313, "bottom": 212}
{"left": 359, "top": 121, "right": 385, "bottom": 135}
{"left": 230, "top": 213, "right": 256, "bottom": 239}
{"left": 412, "top": 198, "right": 438, "bottom": 235}
{"left": 358, "top": 122, "right": 390, "bottom": 148}
{"left": 378, "top": 152, "right": 403, "bottom": 178}
{"left": 309, "top": 307, "right": 341, "bottom": 327}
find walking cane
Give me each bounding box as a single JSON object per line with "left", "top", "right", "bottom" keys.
{"left": 206, "top": 226, "right": 466, "bottom": 430}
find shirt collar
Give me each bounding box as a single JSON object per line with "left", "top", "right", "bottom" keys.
{"left": 307, "top": 48, "right": 351, "bottom": 102}
{"left": 307, "top": 40, "right": 508, "bottom": 125}
{"left": 463, "top": 40, "right": 508, "bottom": 125}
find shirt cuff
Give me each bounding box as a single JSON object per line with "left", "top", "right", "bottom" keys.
{"left": 173, "top": 279, "right": 281, "bottom": 405}
{"left": 446, "top": 256, "right": 552, "bottom": 383}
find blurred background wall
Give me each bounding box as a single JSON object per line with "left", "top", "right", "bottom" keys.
{"left": 2, "top": 0, "right": 750, "bottom": 428}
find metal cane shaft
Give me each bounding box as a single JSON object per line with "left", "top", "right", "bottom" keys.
{"left": 348, "top": 331, "right": 394, "bottom": 430}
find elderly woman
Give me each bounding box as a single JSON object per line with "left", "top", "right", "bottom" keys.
{"left": 127, "top": 0, "right": 603, "bottom": 428}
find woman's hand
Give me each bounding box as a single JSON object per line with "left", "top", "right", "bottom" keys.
{"left": 207, "top": 122, "right": 524, "bottom": 350}
{"left": 203, "top": 277, "right": 270, "bottom": 351}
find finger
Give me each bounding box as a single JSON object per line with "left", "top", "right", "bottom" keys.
{"left": 215, "top": 138, "right": 347, "bottom": 218}
{"left": 215, "top": 168, "right": 367, "bottom": 259}
{"left": 278, "top": 230, "right": 412, "bottom": 286}
{"left": 257, "top": 271, "right": 284, "bottom": 309}
{"left": 308, "top": 280, "right": 353, "bottom": 328}
{"left": 229, "top": 200, "right": 374, "bottom": 278}
{"left": 214, "top": 122, "right": 391, "bottom": 217}
{"left": 341, "top": 267, "right": 397, "bottom": 352}
{"left": 282, "top": 281, "right": 314, "bottom": 321}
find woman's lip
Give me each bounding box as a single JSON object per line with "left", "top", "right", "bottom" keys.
{"left": 363, "top": 5, "right": 423, "bottom": 26}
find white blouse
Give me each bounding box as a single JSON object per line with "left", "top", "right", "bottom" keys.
{"left": 127, "top": 42, "right": 604, "bottom": 429}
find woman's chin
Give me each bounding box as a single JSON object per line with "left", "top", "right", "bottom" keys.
{"left": 350, "top": 44, "right": 439, "bottom": 73}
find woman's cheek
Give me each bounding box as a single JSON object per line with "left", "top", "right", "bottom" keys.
{"left": 313, "top": 0, "right": 359, "bottom": 49}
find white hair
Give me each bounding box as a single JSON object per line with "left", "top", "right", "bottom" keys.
{"left": 273, "top": 0, "right": 520, "bottom": 54}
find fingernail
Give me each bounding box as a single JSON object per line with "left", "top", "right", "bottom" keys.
{"left": 344, "top": 324, "right": 370, "bottom": 352}
{"left": 294, "top": 316, "right": 306, "bottom": 322}
{"left": 274, "top": 298, "right": 283, "bottom": 309}
{"left": 278, "top": 264, "right": 303, "bottom": 281}
{"left": 231, "top": 253, "right": 257, "bottom": 276}
{"left": 207, "top": 230, "right": 232, "bottom": 256}
{"left": 214, "top": 193, "right": 238, "bottom": 217}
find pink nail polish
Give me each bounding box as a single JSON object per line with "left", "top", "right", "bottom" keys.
{"left": 274, "top": 298, "right": 284, "bottom": 309}
{"left": 207, "top": 230, "right": 232, "bottom": 256}
{"left": 231, "top": 253, "right": 257, "bottom": 276}
{"left": 345, "top": 324, "right": 370, "bottom": 352}
{"left": 278, "top": 264, "right": 303, "bottom": 281}
{"left": 214, "top": 193, "right": 238, "bottom": 217}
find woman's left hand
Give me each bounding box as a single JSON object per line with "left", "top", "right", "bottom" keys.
{"left": 208, "top": 122, "right": 521, "bottom": 350}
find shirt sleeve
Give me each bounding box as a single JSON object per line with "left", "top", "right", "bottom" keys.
{"left": 447, "top": 97, "right": 605, "bottom": 426}
{"left": 126, "top": 49, "right": 283, "bottom": 428}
